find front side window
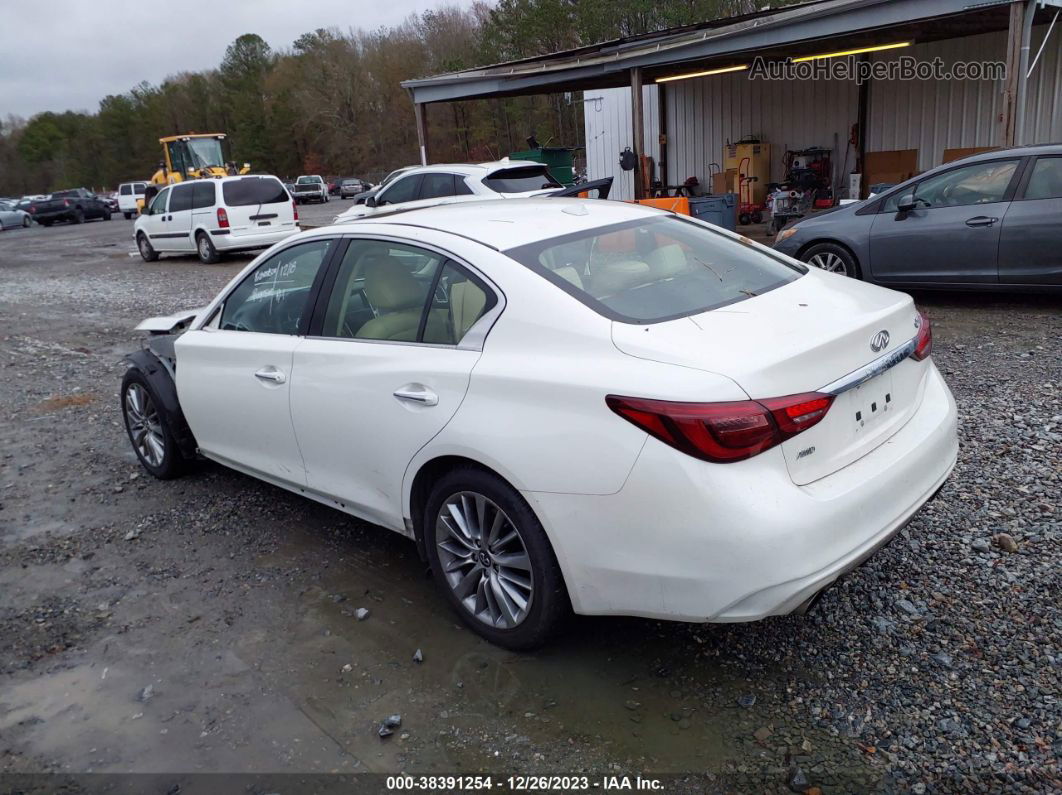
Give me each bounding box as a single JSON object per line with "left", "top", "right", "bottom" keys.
{"left": 505, "top": 216, "right": 803, "bottom": 324}
{"left": 885, "top": 160, "right": 1019, "bottom": 211}
{"left": 148, "top": 187, "right": 170, "bottom": 215}
{"left": 220, "top": 240, "right": 333, "bottom": 334}
{"left": 483, "top": 166, "right": 560, "bottom": 194}
{"left": 169, "top": 184, "right": 194, "bottom": 213}
{"left": 1023, "top": 157, "right": 1062, "bottom": 200}
{"left": 120, "top": 185, "right": 132, "bottom": 196}
{"left": 378, "top": 175, "right": 420, "bottom": 206}
{"left": 134, "top": 183, "right": 147, "bottom": 195}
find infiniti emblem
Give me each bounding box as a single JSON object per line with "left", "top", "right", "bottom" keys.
{"left": 870, "top": 330, "right": 890, "bottom": 352}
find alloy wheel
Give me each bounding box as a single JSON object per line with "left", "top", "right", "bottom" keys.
{"left": 435, "top": 491, "right": 534, "bottom": 629}
{"left": 125, "top": 383, "right": 165, "bottom": 467}
{"left": 198, "top": 236, "right": 210, "bottom": 260}
{"left": 808, "top": 251, "right": 848, "bottom": 275}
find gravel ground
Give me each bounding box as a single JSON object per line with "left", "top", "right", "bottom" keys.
{"left": 0, "top": 207, "right": 1059, "bottom": 792}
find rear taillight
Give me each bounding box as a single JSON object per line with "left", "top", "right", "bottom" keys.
{"left": 216, "top": 207, "right": 229, "bottom": 228}
{"left": 911, "top": 310, "right": 932, "bottom": 361}
{"left": 292, "top": 200, "right": 299, "bottom": 222}
{"left": 63, "top": 199, "right": 70, "bottom": 207}
{"left": 607, "top": 392, "right": 835, "bottom": 464}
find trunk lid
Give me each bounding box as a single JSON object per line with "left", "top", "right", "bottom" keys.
{"left": 611, "top": 271, "right": 928, "bottom": 484}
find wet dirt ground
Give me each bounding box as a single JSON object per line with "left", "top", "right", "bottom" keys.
{"left": 1, "top": 204, "right": 1059, "bottom": 792}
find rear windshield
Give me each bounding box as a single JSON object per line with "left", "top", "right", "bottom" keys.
{"left": 483, "top": 166, "right": 560, "bottom": 194}
{"left": 296, "top": 176, "right": 321, "bottom": 184}
{"left": 505, "top": 216, "right": 805, "bottom": 324}
{"left": 222, "top": 177, "right": 288, "bottom": 206}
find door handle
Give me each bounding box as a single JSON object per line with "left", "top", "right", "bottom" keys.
{"left": 393, "top": 385, "right": 438, "bottom": 406}
{"left": 254, "top": 367, "right": 286, "bottom": 384}
{"left": 965, "top": 216, "right": 998, "bottom": 227}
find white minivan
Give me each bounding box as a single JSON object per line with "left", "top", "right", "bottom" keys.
{"left": 134, "top": 175, "right": 299, "bottom": 264}
{"left": 118, "top": 182, "right": 148, "bottom": 219}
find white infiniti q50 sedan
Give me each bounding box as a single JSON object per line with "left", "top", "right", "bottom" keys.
{"left": 121, "top": 198, "right": 957, "bottom": 649}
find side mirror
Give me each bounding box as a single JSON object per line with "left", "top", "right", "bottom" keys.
{"left": 896, "top": 194, "right": 918, "bottom": 213}
{"left": 365, "top": 196, "right": 377, "bottom": 208}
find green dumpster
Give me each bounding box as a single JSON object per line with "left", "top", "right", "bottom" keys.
{"left": 508, "top": 147, "right": 577, "bottom": 186}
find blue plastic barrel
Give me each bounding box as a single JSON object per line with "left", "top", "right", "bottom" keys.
{"left": 688, "top": 193, "right": 737, "bottom": 231}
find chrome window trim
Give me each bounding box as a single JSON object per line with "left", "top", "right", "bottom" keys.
{"left": 820, "top": 337, "right": 917, "bottom": 396}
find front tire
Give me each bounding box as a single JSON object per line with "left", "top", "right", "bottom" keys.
{"left": 22, "top": 216, "right": 31, "bottom": 228}
{"left": 102, "top": 209, "right": 112, "bottom": 221}
{"left": 196, "top": 231, "right": 220, "bottom": 264}
{"left": 425, "top": 467, "right": 568, "bottom": 650}
{"left": 123, "top": 212, "right": 133, "bottom": 220}
{"left": 121, "top": 370, "right": 185, "bottom": 479}
{"left": 137, "top": 233, "right": 159, "bottom": 262}
{"left": 802, "top": 242, "right": 861, "bottom": 279}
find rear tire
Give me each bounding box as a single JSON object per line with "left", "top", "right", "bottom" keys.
{"left": 137, "top": 233, "right": 159, "bottom": 262}
{"left": 120, "top": 369, "right": 186, "bottom": 479}
{"left": 123, "top": 212, "right": 133, "bottom": 220}
{"left": 196, "top": 231, "right": 220, "bottom": 264}
{"left": 424, "top": 467, "right": 569, "bottom": 650}
{"left": 802, "top": 242, "right": 861, "bottom": 279}
{"left": 73, "top": 208, "right": 84, "bottom": 224}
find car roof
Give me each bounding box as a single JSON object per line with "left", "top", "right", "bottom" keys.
{"left": 944, "top": 142, "right": 1062, "bottom": 166}
{"left": 324, "top": 198, "right": 668, "bottom": 250}
{"left": 387, "top": 159, "right": 547, "bottom": 179}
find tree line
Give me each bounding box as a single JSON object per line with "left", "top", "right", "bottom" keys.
{"left": 0, "top": 0, "right": 795, "bottom": 194}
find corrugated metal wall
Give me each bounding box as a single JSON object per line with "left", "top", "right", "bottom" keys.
{"left": 583, "top": 85, "right": 660, "bottom": 201}
{"left": 664, "top": 68, "right": 858, "bottom": 191}
{"left": 867, "top": 26, "right": 1060, "bottom": 170}
{"left": 585, "top": 25, "right": 1061, "bottom": 194}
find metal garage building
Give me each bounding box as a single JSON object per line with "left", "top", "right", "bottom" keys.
{"left": 403, "top": 0, "right": 1061, "bottom": 202}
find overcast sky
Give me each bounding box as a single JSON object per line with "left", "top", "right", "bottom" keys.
{"left": 0, "top": 0, "right": 478, "bottom": 119}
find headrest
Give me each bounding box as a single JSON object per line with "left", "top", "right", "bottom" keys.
{"left": 363, "top": 257, "right": 424, "bottom": 310}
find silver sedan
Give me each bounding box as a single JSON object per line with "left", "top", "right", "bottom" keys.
{"left": 0, "top": 200, "right": 32, "bottom": 230}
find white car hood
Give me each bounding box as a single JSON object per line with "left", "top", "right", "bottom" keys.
{"left": 135, "top": 307, "right": 206, "bottom": 333}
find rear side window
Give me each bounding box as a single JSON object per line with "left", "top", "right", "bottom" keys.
{"left": 222, "top": 177, "right": 288, "bottom": 206}
{"left": 169, "top": 184, "right": 194, "bottom": 212}
{"left": 192, "top": 182, "right": 215, "bottom": 209}
{"left": 120, "top": 185, "right": 132, "bottom": 195}
{"left": 505, "top": 216, "right": 803, "bottom": 324}
{"left": 483, "top": 167, "right": 560, "bottom": 194}
{"left": 419, "top": 173, "right": 458, "bottom": 200}
{"left": 134, "top": 183, "right": 147, "bottom": 195}
{"left": 1023, "top": 157, "right": 1062, "bottom": 200}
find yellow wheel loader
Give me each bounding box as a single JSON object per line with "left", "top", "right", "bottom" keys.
{"left": 137, "top": 133, "right": 251, "bottom": 211}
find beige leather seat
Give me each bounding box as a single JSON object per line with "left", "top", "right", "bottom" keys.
{"left": 591, "top": 259, "right": 652, "bottom": 295}
{"left": 357, "top": 258, "right": 433, "bottom": 341}
{"left": 647, "top": 244, "right": 689, "bottom": 279}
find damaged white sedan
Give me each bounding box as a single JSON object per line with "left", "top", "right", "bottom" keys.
{"left": 122, "top": 199, "right": 957, "bottom": 649}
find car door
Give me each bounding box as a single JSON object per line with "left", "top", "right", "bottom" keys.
{"left": 290, "top": 237, "right": 499, "bottom": 530}
{"left": 140, "top": 187, "right": 172, "bottom": 244}
{"left": 175, "top": 238, "right": 338, "bottom": 484}
{"left": 868, "top": 158, "right": 1021, "bottom": 284}
{"left": 164, "top": 183, "right": 196, "bottom": 251}
{"left": 998, "top": 155, "right": 1062, "bottom": 285}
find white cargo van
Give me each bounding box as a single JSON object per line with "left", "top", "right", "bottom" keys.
{"left": 133, "top": 175, "right": 299, "bottom": 263}
{"left": 117, "top": 182, "right": 148, "bottom": 219}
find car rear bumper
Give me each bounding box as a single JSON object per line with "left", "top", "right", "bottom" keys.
{"left": 212, "top": 227, "right": 298, "bottom": 252}
{"left": 524, "top": 361, "right": 958, "bottom": 622}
